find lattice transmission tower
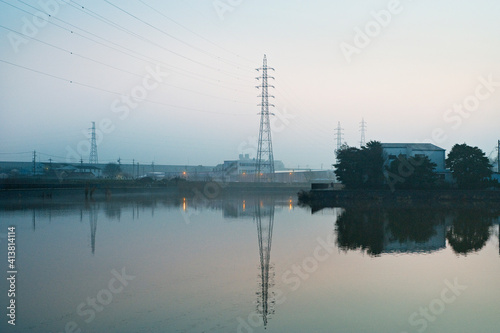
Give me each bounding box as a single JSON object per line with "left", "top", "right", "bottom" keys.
{"left": 334, "top": 121, "right": 344, "bottom": 151}
{"left": 255, "top": 55, "right": 275, "bottom": 182}
{"left": 89, "top": 121, "right": 98, "bottom": 164}
{"left": 497, "top": 140, "right": 500, "bottom": 172}
{"left": 359, "top": 118, "right": 367, "bottom": 147}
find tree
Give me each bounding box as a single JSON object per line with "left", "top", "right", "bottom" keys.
{"left": 103, "top": 163, "right": 122, "bottom": 179}
{"left": 334, "top": 146, "right": 364, "bottom": 189}
{"left": 334, "top": 141, "right": 384, "bottom": 189}
{"left": 445, "top": 144, "right": 492, "bottom": 189}
{"left": 387, "top": 155, "right": 439, "bottom": 189}
{"left": 362, "top": 141, "right": 385, "bottom": 188}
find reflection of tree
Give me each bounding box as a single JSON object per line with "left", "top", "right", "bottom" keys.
{"left": 335, "top": 209, "right": 385, "bottom": 256}
{"left": 385, "top": 209, "right": 443, "bottom": 244}
{"left": 446, "top": 209, "right": 493, "bottom": 255}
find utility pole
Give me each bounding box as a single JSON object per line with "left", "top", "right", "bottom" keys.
{"left": 132, "top": 159, "right": 135, "bottom": 179}
{"left": 255, "top": 54, "right": 276, "bottom": 182}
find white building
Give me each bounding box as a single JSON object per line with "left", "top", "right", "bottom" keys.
{"left": 213, "top": 154, "right": 285, "bottom": 179}
{"left": 381, "top": 143, "right": 451, "bottom": 181}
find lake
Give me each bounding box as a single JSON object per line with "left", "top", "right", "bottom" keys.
{"left": 0, "top": 191, "right": 499, "bottom": 333}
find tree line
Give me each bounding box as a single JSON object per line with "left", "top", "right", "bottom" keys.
{"left": 334, "top": 141, "right": 498, "bottom": 190}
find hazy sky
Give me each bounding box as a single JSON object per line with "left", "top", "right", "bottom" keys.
{"left": 1, "top": 0, "right": 499, "bottom": 168}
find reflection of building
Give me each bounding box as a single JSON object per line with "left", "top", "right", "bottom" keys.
{"left": 223, "top": 199, "right": 255, "bottom": 219}
{"left": 383, "top": 222, "right": 446, "bottom": 253}
{"left": 381, "top": 143, "right": 451, "bottom": 181}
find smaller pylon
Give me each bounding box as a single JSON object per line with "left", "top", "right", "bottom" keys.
{"left": 89, "top": 121, "right": 98, "bottom": 164}
{"left": 359, "top": 118, "right": 367, "bottom": 147}
{"left": 334, "top": 122, "right": 344, "bottom": 151}
{"left": 497, "top": 140, "right": 500, "bottom": 172}
{"left": 32, "top": 150, "right": 36, "bottom": 175}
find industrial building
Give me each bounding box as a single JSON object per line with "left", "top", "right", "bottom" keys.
{"left": 381, "top": 143, "right": 452, "bottom": 181}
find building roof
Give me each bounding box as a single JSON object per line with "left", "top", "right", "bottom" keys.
{"left": 381, "top": 143, "right": 445, "bottom": 151}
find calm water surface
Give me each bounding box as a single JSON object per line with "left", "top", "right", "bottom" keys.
{"left": 0, "top": 192, "right": 499, "bottom": 333}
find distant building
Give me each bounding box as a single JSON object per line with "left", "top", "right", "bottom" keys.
{"left": 213, "top": 154, "right": 285, "bottom": 180}
{"left": 0, "top": 161, "right": 213, "bottom": 180}
{"left": 381, "top": 143, "right": 451, "bottom": 181}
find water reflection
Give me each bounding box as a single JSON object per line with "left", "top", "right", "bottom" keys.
{"left": 7, "top": 195, "right": 499, "bottom": 260}
{"left": 334, "top": 207, "right": 500, "bottom": 256}
{"left": 446, "top": 209, "right": 495, "bottom": 255}
{"left": 254, "top": 198, "right": 275, "bottom": 328}
{"left": 1, "top": 193, "right": 499, "bottom": 332}
{"left": 89, "top": 205, "right": 98, "bottom": 255}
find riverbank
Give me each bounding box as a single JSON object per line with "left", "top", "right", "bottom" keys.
{"left": 298, "top": 189, "right": 500, "bottom": 210}
{"left": 0, "top": 178, "right": 310, "bottom": 200}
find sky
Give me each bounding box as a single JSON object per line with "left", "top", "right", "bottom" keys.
{"left": 1, "top": 0, "right": 499, "bottom": 169}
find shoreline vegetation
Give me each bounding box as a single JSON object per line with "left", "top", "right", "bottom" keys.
{"left": 292, "top": 140, "right": 500, "bottom": 210}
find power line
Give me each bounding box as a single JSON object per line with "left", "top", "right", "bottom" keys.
{"left": 101, "top": 0, "right": 253, "bottom": 79}
{"left": 6, "top": 0, "right": 252, "bottom": 86}
{"left": 0, "top": 59, "right": 252, "bottom": 116}
{"left": 0, "top": 152, "right": 32, "bottom": 155}
{"left": 137, "top": 0, "right": 255, "bottom": 66}
{"left": 0, "top": 25, "right": 254, "bottom": 105}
